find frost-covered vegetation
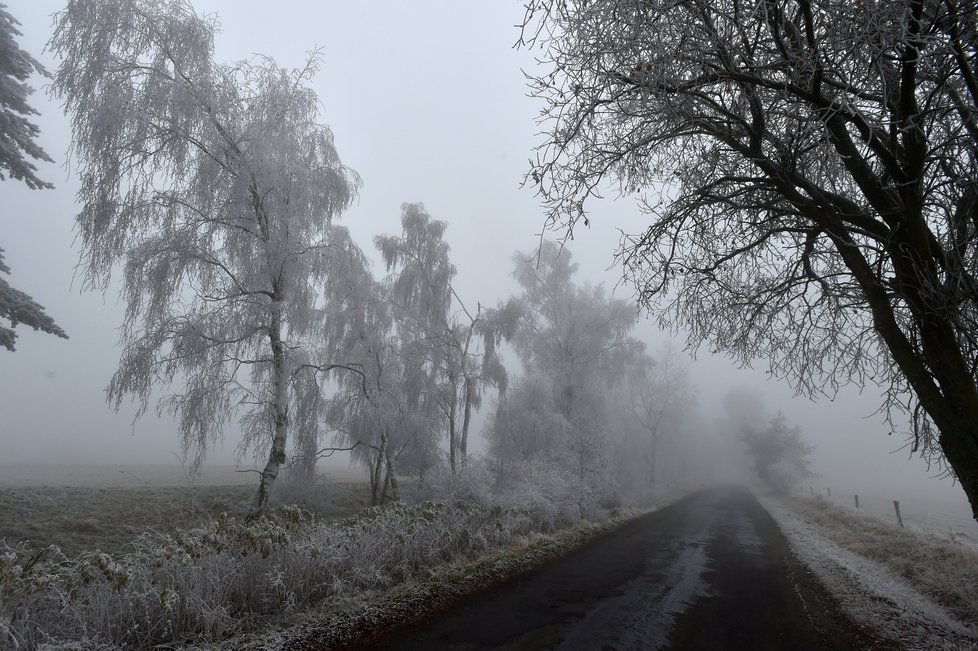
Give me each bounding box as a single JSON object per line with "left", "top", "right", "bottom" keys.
{"left": 783, "top": 496, "right": 978, "bottom": 623}
{"left": 216, "top": 507, "right": 648, "bottom": 651}
{"left": 0, "top": 463, "right": 604, "bottom": 649}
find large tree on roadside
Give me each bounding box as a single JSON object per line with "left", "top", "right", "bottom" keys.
{"left": 0, "top": 4, "right": 66, "bottom": 351}
{"left": 50, "top": 0, "right": 363, "bottom": 510}
{"left": 522, "top": 0, "right": 978, "bottom": 519}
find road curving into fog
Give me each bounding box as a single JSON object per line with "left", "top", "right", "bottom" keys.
{"left": 349, "top": 486, "right": 885, "bottom": 650}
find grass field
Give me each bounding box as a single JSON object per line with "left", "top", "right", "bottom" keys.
{"left": 0, "top": 463, "right": 370, "bottom": 557}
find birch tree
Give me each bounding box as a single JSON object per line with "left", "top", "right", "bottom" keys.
{"left": 522, "top": 0, "right": 978, "bottom": 518}
{"left": 376, "top": 203, "right": 511, "bottom": 472}
{"left": 498, "top": 242, "right": 643, "bottom": 513}
{"left": 327, "top": 328, "right": 441, "bottom": 505}
{"left": 49, "top": 0, "right": 362, "bottom": 510}
{"left": 0, "top": 4, "right": 66, "bottom": 351}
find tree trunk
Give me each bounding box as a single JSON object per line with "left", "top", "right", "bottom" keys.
{"left": 915, "top": 319, "right": 978, "bottom": 521}
{"left": 385, "top": 450, "right": 400, "bottom": 502}
{"left": 369, "top": 457, "right": 381, "bottom": 506}
{"left": 255, "top": 306, "right": 289, "bottom": 512}
{"left": 459, "top": 376, "right": 473, "bottom": 468}
{"left": 829, "top": 223, "right": 978, "bottom": 520}
{"left": 293, "top": 411, "right": 319, "bottom": 486}
{"left": 372, "top": 435, "right": 387, "bottom": 506}
{"left": 381, "top": 466, "right": 391, "bottom": 504}
{"left": 938, "top": 420, "right": 978, "bottom": 521}
{"left": 647, "top": 440, "right": 657, "bottom": 500}
{"left": 448, "top": 395, "right": 458, "bottom": 475}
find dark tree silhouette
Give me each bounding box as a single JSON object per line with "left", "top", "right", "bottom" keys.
{"left": 522, "top": 0, "right": 978, "bottom": 519}
{"left": 0, "top": 4, "right": 65, "bottom": 350}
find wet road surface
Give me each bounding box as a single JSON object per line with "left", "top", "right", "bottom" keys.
{"left": 350, "top": 486, "right": 882, "bottom": 650}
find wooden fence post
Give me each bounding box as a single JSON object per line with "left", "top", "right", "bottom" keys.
{"left": 893, "top": 500, "right": 904, "bottom": 528}
{"left": 827, "top": 487, "right": 831, "bottom": 497}
{"left": 854, "top": 494, "right": 860, "bottom": 509}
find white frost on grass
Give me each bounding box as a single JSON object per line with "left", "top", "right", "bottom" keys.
{"left": 815, "top": 490, "right": 978, "bottom": 551}
{"left": 761, "top": 497, "right": 978, "bottom": 650}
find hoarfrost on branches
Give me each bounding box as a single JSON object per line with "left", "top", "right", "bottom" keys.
{"left": 522, "top": 0, "right": 978, "bottom": 519}
{"left": 0, "top": 3, "right": 53, "bottom": 190}
{"left": 490, "top": 242, "right": 645, "bottom": 514}
{"left": 49, "top": 0, "right": 365, "bottom": 509}
{"left": 375, "top": 203, "right": 512, "bottom": 473}
{"left": 0, "top": 249, "right": 67, "bottom": 351}
{"left": 0, "top": 4, "right": 65, "bottom": 351}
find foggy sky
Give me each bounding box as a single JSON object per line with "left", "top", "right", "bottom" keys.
{"left": 0, "top": 0, "right": 968, "bottom": 509}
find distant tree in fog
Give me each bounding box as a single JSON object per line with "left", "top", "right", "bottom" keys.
{"left": 0, "top": 5, "right": 65, "bottom": 351}
{"left": 618, "top": 345, "right": 697, "bottom": 497}
{"left": 323, "top": 271, "right": 443, "bottom": 505}
{"left": 49, "top": 0, "right": 365, "bottom": 510}
{"left": 327, "top": 329, "right": 442, "bottom": 505}
{"left": 522, "top": 0, "right": 978, "bottom": 519}
{"left": 740, "top": 412, "right": 815, "bottom": 495}
{"left": 490, "top": 242, "right": 643, "bottom": 513}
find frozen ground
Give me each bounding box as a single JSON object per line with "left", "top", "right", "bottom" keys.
{"left": 761, "top": 497, "right": 978, "bottom": 650}
{"left": 0, "top": 461, "right": 363, "bottom": 487}
{"left": 810, "top": 489, "right": 978, "bottom": 550}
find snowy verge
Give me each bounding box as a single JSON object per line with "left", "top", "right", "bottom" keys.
{"left": 760, "top": 496, "right": 978, "bottom": 650}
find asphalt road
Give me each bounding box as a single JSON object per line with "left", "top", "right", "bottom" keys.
{"left": 351, "top": 486, "right": 884, "bottom": 650}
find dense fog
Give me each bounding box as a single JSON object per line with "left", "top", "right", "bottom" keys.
{"left": 0, "top": 0, "right": 971, "bottom": 517}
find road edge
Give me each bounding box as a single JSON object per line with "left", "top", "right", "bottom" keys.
{"left": 206, "top": 502, "right": 677, "bottom": 650}
{"left": 758, "top": 494, "right": 978, "bottom": 650}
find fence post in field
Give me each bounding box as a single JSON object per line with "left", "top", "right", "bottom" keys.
{"left": 827, "top": 487, "right": 831, "bottom": 497}
{"left": 854, "top": 494, "right": 859, "bottom": 509}
{"left": 893, "top": 500, "right": 904, "bottom": 528}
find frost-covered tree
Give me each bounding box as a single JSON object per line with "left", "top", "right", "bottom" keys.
{"left": 0, "top": 5, "right": 65, "bottom": 351}
{"left": 376, "top": 203, "right": 512, "bottom": 472}
{"left": 0, "top": 4, "right": 52, "bottom": 190}
{"left": 493, "top": 242, "right": 643, "bottom": 513}
{"left": 49, "top": 0, "right": 363, "bottom": 510}
{"left": 0, "top": 249, "right": 67, "bottom": 351}
{"left": 327, "top": 329, "right": 442, "bottom": 505}
{"left": 488, "top": 373, "right": 570, "bottom": 467}
{"left": 522, "top": 0, "right": 978, "bottom": 519}
{"left": 510, "top": 242, "right": 641, "bottom": 419}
